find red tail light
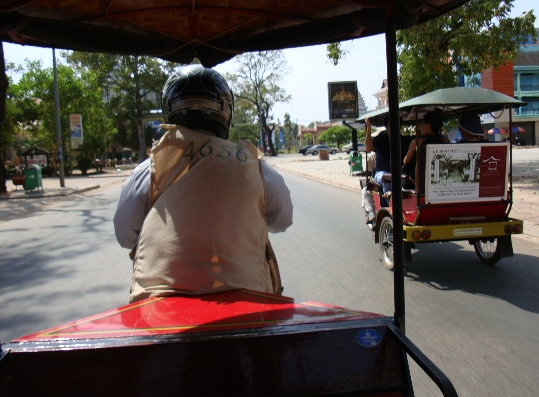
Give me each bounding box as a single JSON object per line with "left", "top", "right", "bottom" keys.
{"left": 421, "top": 230, "right": 431, "bottom": 240}
{"left": 412, "top": 230, "right": 431, "bottom": 240}
{"left": 505, "top": 224, "right": 523, "bottom": 234}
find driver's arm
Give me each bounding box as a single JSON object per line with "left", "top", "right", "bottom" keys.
{"left": 403, "top": 140, "right": 417, "bottom": 166}
{"left": 261, "top": 161, "right": 293, "bottom": 233}
{"left": 365, "top": 117, "right": 375, "bottom": 153}
{"left": 114, "top": 159, "right": 151, "bottom": 249}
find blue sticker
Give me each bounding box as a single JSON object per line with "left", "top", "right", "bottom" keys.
{"left": 356, "top": 329, "right": 382, "bottom": 347}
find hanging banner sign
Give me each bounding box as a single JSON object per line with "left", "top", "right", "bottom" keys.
{"left": 70, "top": 114, "right": 83, "bottom": 149}
{"left": 328, "top": 81, "right": 358, "bottom": 121}
{"left": 25, "top": 154, "right": 48, "bottom": 167}
{"left": 425, "top": 143, "right": 508, "bottom": 204}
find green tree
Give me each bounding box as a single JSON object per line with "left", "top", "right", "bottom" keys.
{"left": 0, "top": 46, "right": 19, "bottom": 193}
{"left": 319, "top": 125, "right": 351, "bottom": 147}
{"left": 396, "top": 0, "right": 536, "bottom": 100}
{"left": 232, "top": 96, "right": 257, "bottom": 125}
{"left": 75, "top": 70, "right": 117, "bottom": 163}
{"left": 325, "top": 1, "right": 536, "bottom": 101}
{"left": 283, "top": 113, "right": 298, "bottom": 152}
{"left": 67, "top": 52, "right": 177, "bottom": 161}
{"left": 227, "top": 51, "right": 291, "bottom": 156}
{"left": 12, "top": 60, "right": 83, "bottom": 168}
{"left": 229, "top": 123, "right": 258, "bottom": 145}
{"left": 326, "top": 43, "right": 349, "bottom": 66}
{"left": 11, "top": 59, "right": 115, "bottom": 172}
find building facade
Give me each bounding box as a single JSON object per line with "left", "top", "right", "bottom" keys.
{"left": 481, "top": 28, "right": 539, "bottom": 145}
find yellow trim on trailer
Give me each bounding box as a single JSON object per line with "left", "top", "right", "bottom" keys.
{"left": 403, "top": 218, "right": 523, "bottom": 242}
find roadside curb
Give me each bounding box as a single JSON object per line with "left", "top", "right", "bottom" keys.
{"left": 0, "top": 185, "right": 101, "bottom": 200}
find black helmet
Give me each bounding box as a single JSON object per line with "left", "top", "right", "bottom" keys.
{"left": 162, "top": 65, "right": 234, "bottom": 139}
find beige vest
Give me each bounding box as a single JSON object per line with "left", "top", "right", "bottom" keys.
{"left": 130, "top": 126, "right": 281, "bottom": 302}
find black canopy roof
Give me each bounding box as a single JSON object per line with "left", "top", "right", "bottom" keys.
{"left": 1, "top": 0, "right": 469, "bottom": 67}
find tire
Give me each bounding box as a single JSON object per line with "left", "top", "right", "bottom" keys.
{"left": 302, "top": 152, "right": 307, "bottom": 156}
{"left": 379, "top": 216, "right": 394, "bottom": 270}
{"left": 312, "top": 151, "right": 318, "bottom": 155}
{"left": 473, "top": 238, "right": 501, "bottom": 265}
{"left": 331, "top": 150, "right": 337, "bottom": 154}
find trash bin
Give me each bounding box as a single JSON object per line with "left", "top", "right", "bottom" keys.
{"left": 318, "top": 150, "right": 329, "bottom": 161}
{"left": 24, "top": 164, "right": 43, "bottom": 191}
{"left": 348, "top": 151, "right": 363, "bottom": 175}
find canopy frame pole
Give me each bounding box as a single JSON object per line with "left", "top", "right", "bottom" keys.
{"left": 385, "top": 12, "right": 405, "bottom": 333}
{"left": 507, "top": 110, "right": 513, "bottom": 217}
{"left": 342, "top": 120, "right": 358, "bottom": 152}
{"left": 53, "top": 48, "right": 65, "bottom": 187}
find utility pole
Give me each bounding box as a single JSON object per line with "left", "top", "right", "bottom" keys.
{"left": 52, "top": 48, "right": 65, "bottom": 187}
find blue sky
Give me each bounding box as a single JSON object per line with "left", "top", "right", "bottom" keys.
{"left": 3, "top": 0, "right": 537, "bottom": 126}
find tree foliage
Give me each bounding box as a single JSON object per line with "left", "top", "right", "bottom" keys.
{"left": 319, "top": 125, "right": 351, "bottom": 147}
{"left": 0, "top": 43, "right": 14, "bottom": 193}
{"left": 282, "top": 112, "right": 298, "bottom": 151}
{"left": 229, "top": 123, "right": 259, "bottom": 145}
{"left": 325, "top": 1, "right": 537, "bottom": 101}
{"left": 397, "top": 0, "right": 537, "bottom": 100}
{"left": 1, "top": 62, "right": 21, "bottom": 152}
{"left": 10, "top": 58, "right": 115, "bottom": 170}
{"left": 326, "top": 42, "right": 349, "bottom": 66}
{"left": 66, "top": 52, "right": 177, "bottom": 161}
{"left": 226, "top": 51, "right": 291, "bottom": 156}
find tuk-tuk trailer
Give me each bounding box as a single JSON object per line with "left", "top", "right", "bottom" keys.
{"left": 357, "top": 87, "right": 525, "bottom": 270}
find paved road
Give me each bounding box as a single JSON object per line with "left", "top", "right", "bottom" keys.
{"left": 0, "top": 179, "right": 132, "bottom": 342}
{"left": 273, "top": 170, "right": 539, "bottom": 397}
{"left": 1, "top": 152, "right": 538, "bottom": 396}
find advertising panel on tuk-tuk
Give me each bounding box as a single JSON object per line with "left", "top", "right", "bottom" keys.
{"left": 425, "top": 142, "right": 509, "bottom": 204}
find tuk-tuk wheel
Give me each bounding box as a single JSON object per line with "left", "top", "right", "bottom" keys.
{"left": 379, "top": 216, "right": 394, "bottom": 270}
{"left": 473, "top": 238, "right": 501, "bottom": 265}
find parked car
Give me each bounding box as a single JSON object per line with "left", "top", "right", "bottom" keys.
{"left": 341, "top": 142, "right": 366, "bottom": 154}
{"left": 305, "top": 145, "right": 340, "bottom": 155}
{"left": 298, "top": 145, "right": 314, "bottom": 155}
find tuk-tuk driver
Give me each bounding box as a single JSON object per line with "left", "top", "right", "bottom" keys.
{"left": 114, "top": 65, "right": 293, "bottom": 302}
{"left": 365, "top": 115, "right": 411, "bottom": 200}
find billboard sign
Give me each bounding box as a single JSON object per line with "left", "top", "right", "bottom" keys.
{"left": 25, "top": 154, "right": 48, "bottom": 167}
{"left": 328, "top": 81, "right": 358, "bottom": 121}
{"left": 69, "top": 114, "right": 83, "bottom": 149}
{"left": 425, "top": 143, "right": 508, "bottom": 204}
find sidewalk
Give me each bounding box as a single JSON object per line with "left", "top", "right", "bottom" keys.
{"left": 0, "top": 166, "right": 134, "bottom": 200}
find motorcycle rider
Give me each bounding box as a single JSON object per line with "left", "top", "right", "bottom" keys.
{"left": 114, "top": 65, "right": 293, "bottom": 302}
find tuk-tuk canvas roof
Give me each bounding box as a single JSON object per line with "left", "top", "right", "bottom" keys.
{"left": 0, "top": 0, "right": 469, "bottom": 66}
{"left": 357, "top": 87, "right": 526, "bottom": 126}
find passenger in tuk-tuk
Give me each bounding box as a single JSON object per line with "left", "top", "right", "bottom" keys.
{"left": 365, "top": 115, "right": 411, "bottom": 200}
{"left": 402, "top": 108, "right": 448, "bottom": 186}
{"left": 114, "top": 65, "right": 293, "bottom": 303}
{"left": 452, "top": 112, "right": 486, "bottom": 143}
